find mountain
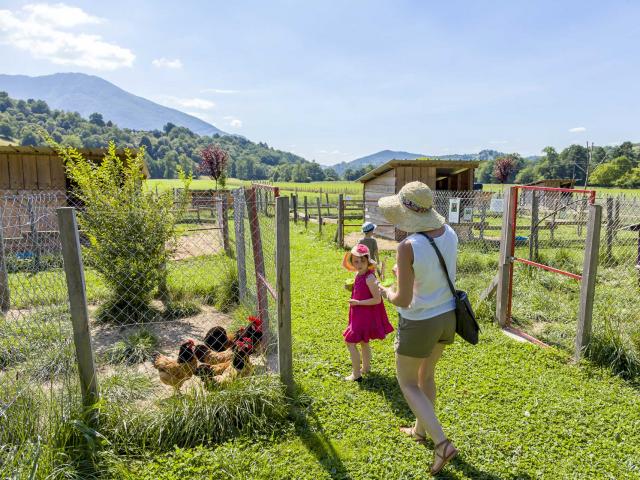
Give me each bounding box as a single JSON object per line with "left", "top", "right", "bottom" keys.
{"left": 332, "top": 149, "right": 506, "bottom": 175}
{"left": 332, "top": 150, "right": 425, "bottom": 175}
{"left": 0, "top": 73, "right": 225, "bottom": 136}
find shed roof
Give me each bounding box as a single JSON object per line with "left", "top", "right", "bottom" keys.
{"left": 0, "top": 145, "right": 149, "bottom": 179}
{"left": 357, "top": 158, "right": 480, "bottom": 183}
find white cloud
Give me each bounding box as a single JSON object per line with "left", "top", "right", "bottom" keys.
{"left": 0, "top": 3, "right": 134, "bottom": 70}
{"left": 569, "top": 127, "right": 586, "bottom": 133}
{"left": 201, "top": 88, "right": 240, "bottom": 94}
{"left": 160, "top": 96, "right": 216, "bottom": 110}
{"left": 223, "top": 116, "right": 242, "bottom": 128}
{"left": 152, "top": 57, "right": 182, "bottom": 69}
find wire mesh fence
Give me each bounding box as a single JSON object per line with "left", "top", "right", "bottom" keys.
{"left": 0, "top": 192, "right": 80, "bottom": 477}
{"left": 0, "top": 186, "right": 290, "bottom": 473}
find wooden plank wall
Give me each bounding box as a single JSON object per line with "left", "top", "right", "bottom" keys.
{"left": 1, "top": 153, "right": 66, "bottom": 192}
{"left": 364, "top": 170, "right": 395, "bottom": 240}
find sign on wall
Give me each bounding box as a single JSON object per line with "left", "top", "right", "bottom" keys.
{"left": 490, "top": 197, "right": 504, "bottom": 213}
{"left": 448, "top": 198, "right": 461, "bottom": 224}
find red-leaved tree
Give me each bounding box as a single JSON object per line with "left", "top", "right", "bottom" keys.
{"left": 199, "top": 144, "right": 229, "bottom": 189}
{"left": 493, "top": 155, "right": 517, "bottom": 184}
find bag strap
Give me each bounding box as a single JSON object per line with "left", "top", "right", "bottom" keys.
{"left": 417, "top": 232, "right": 456, "bottom": 296}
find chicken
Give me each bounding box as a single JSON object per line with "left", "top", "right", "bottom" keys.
{"left": 232, "top": 316, "right": 264, "bottom": 347}
{"left": 194, "top": 343, "right": 233, "bottom": 365}
{"left": 152, "top": 339, "right": 197, "bottom": 392}
{"left": 194, "top": 337, "right": 254, "bottom": 387}
{"left": 204, "top": 326, "right": 233, "bottom": 352}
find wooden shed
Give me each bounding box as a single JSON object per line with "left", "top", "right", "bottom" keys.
{"left": 0, "top": 146, "right": 146, "bottom": 249}
{"left": 358, "top": 158, "right": 479, "bottom": 240}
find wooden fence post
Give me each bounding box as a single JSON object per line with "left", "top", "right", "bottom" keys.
{"left": 304, "top": 196, "right": 308, "bottom": 229}
{"left": 27, "top": 197, "right": 41, "bottom": 270}
{"left": 292, "top": 194, "right": 298, "bottom": 224}
{"left": 479, "top": 201, "right": 487, "bottom": 242}
{"left": 57, "top": 207, "right": 99, "bottom": 422}
{"left": 575, "top": 204, "right": 602, "bottom": 361}
{"left": 496, "top": 187, "right": 516, "bottom": 327}
{"left": 245, "top": 188, "right": 269, "bottom": 328}
{"left": 529, "top": 190, "right": 539, "bottom": 262}
{"left": 220, "top": 196, "right": 231, "bottom": 256}
{"left": 233, "top": 190, "right": 247, "bottom": 302}
{"left": 275, "top": 196, "right": 293, "bottom": 395}
{"left": 316, "top": 197, "right": 322, "bottom": 234}
{"left": 606, "top": 196, "right": 614, "bottom": 262}
{"left": 0, "top": 208, "right": 10, "bottom": 313}
{"left": 337, "top": 194, "right": 345, "bottom": 248}
{"left": 325, "top": 193, "right": 330, "bottom": 216}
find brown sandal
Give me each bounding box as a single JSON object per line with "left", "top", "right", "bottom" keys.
{"left": 399, "top": 426, "right": 429, "bottom": 446}
{"left": 430, "top": 439, "right": 458, "bottom": 476}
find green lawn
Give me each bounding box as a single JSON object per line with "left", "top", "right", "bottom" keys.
{"left": 112, "top": 224, "right": 640, "bottom": 479}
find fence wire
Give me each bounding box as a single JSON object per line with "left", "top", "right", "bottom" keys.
{"left": 0, "top": 192, "right": 79, "bottom": 478}
{"left": 0, "top": 187, "right": 286, "bottom": 474}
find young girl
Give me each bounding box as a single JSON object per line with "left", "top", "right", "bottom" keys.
{"left": 342, "top": 243, "right": 394, "bottom": 381}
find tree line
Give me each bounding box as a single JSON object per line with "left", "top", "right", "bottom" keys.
{"left": 475, "top": 142, "right": 640, "bottom": 187}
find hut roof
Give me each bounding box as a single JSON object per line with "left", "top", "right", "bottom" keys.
{"left": 357, "top": 158, "right": 480, "bottom": 183}
{"left": 0, "top": 145, "right": 149, "bottom": 179}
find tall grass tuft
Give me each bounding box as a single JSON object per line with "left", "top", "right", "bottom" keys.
{"left": 97, "top": 375, "right": 289, "bottom": 454}
{"left": 103, "top": 328, "right": 159, "bottom": 365}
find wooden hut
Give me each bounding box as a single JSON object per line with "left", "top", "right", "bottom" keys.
{"left": 0, "top": 146, "right": 146, "bottom": 250}
{"left": 358, "top": 159, "right": 479, "bottom": 240}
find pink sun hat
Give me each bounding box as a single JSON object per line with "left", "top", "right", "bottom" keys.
{"left": 342, "top": 243, "right": 377, "bottom": 272}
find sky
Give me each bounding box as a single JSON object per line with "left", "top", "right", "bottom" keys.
{"left": 0, "top": 1, "right": 639, "bottom": 166}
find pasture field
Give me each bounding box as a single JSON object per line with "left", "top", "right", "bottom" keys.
{"left": 4, "top": 202, "right": 640, "bottom": 479}
{"left": 109, "top": 223, "right": 640, "bottom": 479}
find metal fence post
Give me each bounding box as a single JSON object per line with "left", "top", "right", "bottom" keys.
{"left": 57, "top": 207, "right": 99, "bottom": 420}
{"left": 496, "top": 187, "right": 516, "bottom": 327}
{"left": 337, "top": 194, "right": 345, "bottom": 248}
{"left": 0, "top": 208, "right": 10, "bottom": 313}
{"left": 27, "top": 197, "right": 41, "bottom": 270}
{"left": 316, "top": 197, "right": 323, "bottom": 234}
{"left": 275, "top": 196, "right": 293, "bottom": 395}
{"left": 233, "top": 190, "right": 247, "bottom": 301}
{"left": 575, "top": 204, "right": 602, "bottom": 361}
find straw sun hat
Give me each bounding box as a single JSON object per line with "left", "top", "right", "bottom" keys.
{"left": 378, "top": 181, "right": 445, "bottom": 233}
{"left": 342, "top": 243, "right": 377, "bottom": 272}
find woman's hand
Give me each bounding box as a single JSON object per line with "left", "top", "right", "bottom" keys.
{"left": 348, "top": 299, "right": 360, "bottom": 306}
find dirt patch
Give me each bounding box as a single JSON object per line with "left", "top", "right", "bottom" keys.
{"left": 344, "top": 232, "right": 398, "bottom": 251}
{"left": 172, "top": 229, "right": 223, "bottom": 261}
{"left": 90, "top": 304, "right": 233, "bottom": 356}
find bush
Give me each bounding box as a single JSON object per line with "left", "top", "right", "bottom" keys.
{"left": 51, "top": 140, "right": 190, "bottom": 323}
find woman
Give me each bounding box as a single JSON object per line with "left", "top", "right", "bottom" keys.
{"left": 377, "top": 181, "right": 459, "bottom": 476}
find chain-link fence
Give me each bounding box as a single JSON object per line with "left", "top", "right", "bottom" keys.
{"left": 0, "top": 186, "right": 291, "bottom": 474}
{"left": 0, "top": 192, "right": 80, "bottom": 477}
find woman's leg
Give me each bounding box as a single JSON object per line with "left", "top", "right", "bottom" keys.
{"left": 345, "top": 342, "right": 361, "bottom": 380}
{"left": 413, "top": 343, "right": 445, "bottom": 437}
{"left": 396, "top": 353, "right": 446, "bottom": 445}
{"left": 360, "top": 342, "right": 371, "bottom": 373}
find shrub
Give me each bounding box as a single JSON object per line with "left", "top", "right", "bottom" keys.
{"left": 50, "top": 140, "right": 190, "bottom": 323}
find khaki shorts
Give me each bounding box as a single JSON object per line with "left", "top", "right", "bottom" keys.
{"left": 394, "top": 309, "right": 456, "bottom": 358}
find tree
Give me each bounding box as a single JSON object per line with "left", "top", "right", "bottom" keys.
{"left": 324, "top": 168, "right": 340, "bottom": 181}
{"left": 89, "top": 112, "right": 105, "bottom": 127}
{"left": 515, "top": 165, "right": 538, "bottom": 184}
{"left": 589, "top": 156, "right": 633, "bottom": 186}
{"left": 199, "top": 144, "right": 229, "bottom": 189}
{"left": 0, "top": 122, "right": 14, "bottom": 139}
{"left": 493, "top": 155, "right": 517, "bottom": 183}
{"left": 20, "top": 129, "right": 40, "bottom": 146}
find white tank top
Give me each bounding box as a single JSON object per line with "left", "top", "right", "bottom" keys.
{"left": 398, "top": 225, "right": 458, "bottom": 320}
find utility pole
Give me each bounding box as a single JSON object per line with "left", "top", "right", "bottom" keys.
{"left": 583, "top": 141, "right": 593, "bottom": 188}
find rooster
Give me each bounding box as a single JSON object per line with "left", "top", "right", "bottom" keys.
{"left": 194, "top": 337, "right": 254, "bottom": 387}
{"left": 152, "top": 339, "right": 197, "bottom": 393}
{"left": 232, "top": 316, "right": 264, "bottom": 347}
{"left": 204, "top": 326, "right": 233, "bottom": 352}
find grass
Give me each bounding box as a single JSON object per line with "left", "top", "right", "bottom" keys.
{"left": 102, "top": 224, "right": 640, "bottom": 479}
{"left": 102, "top": 328, "right": 159, "bottom": 365}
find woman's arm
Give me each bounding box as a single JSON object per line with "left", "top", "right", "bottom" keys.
{"left": 349, "top": 274, "right": 382, "bottom": 306}
{"left": 379, "top": 241, "right": 414, "bottom": 308}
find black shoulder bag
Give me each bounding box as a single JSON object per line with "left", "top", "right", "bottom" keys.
{"left": 418, "top": 232, "right": 480, "bottom": 345}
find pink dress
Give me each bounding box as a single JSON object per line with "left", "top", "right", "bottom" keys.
{"left": 343, "top": 272, "right": 394, "bottom": 343}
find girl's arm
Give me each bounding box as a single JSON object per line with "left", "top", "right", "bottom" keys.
{"left": 349, "top": 274, "right": 382, "bottom": 306}
{"left": 379, "top": 241, "right": 414, "bottom": 308}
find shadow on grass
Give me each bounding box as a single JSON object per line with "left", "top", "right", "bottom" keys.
{"left": 360, "top": 373, "right": 533, "bottom": 480}
{"left": 289, "top": 384, "right": 352, "bottom": 480}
